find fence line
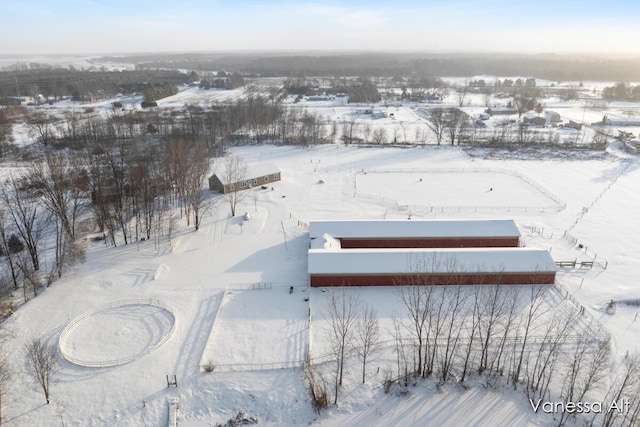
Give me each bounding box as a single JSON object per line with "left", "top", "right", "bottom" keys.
{"left": 58, "top": 299, "right": 176, "bottom": 368}
{"left": 553, "top": 281, "right": 610, "bottom": 343}
{"left": 202, "top": 284, "right": 609, "bottom": 374}
{"left": 561, "top": 230, "right": 609, "bottom": 269}
{"left": 568, "top": 158, "right": 635, "bottom": 231}
{"left": 354, "top": 167, "right": 566, "bottom": 214}
{"left": 226, "top": 281, "right": 309, "bottom": 290}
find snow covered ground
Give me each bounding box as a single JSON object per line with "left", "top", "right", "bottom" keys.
{"left": 2, "top": 140, "right": 640, "bottom": 426}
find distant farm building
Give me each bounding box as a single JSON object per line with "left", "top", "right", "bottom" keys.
{"left": 308, "top": 219, "right": 556, "bottom": 287}
{"left": 603, "top": 117, "right": 640, "bottom": 126}
{"left": 546, "top": 111, "right": 562, "bottom": 123}
{"left": 567, "top": 120, "right": 583, "bottom": 130}
{"left": 304, "top": 95, "right": 332, "bottom": 102}
{"left": 334, "top": 93, "right": 349, "bottom": 105}
{"left": 522, "top": 113, "right": 547, "bottom": 127}
{"left": 208, "top": 162, "right": 281, "bottom": 194}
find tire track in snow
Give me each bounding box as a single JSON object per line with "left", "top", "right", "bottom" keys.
{"left": 174, "top": 291, "right": 224, "bottom": 377}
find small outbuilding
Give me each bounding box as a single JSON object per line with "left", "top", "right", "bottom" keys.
{"left": 546, "top": 111, "right": 562, "bottom": 123}
{"left": 208, "top": 162, "right": 281, "bottom": 194}
{"left": 522, "top": 113, "right": 547, "bottom": 127}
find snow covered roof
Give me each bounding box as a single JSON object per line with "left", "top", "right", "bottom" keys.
{"left": 246, "top": 162, "right": 280, "bottom": 178}
{"left": 211, "top": 161, "right": 280, "bottom": 185}
{"left": 309, "top": 219, "right": 520, "bottom": 241}
{"left": 308, "top": 248, "right": 556, "bottom": 275}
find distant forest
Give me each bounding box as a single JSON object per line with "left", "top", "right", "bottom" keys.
{"left": 96, "top": 52, "right": 640, "bottom": 82}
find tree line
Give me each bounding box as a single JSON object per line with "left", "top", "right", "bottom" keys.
{"left": 602, "top": 82, "right": 640, "bottom": 101}
{"left": 309, "top": 283, "right": 638, "bottom": 426}
{"left": 0, "top": 68, "right": 197, "bottom": 102}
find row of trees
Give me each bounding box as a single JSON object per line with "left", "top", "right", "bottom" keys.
{"left": 0, "top": 68, "right": 196, "bottom": 102}
{"left": 0, "top": 132, "right": 218, "bottom": 310}
{"left": 314, "top": 280, "right": 637, "bottom": 426}
{"left": 20, "top": 95, "right": 340, "bottom": 153}
{"left": 602, "top": 82, "right": 640, "bottom": 101}
{"left": 143, "top": 84, "right": 178, "bottom": 102}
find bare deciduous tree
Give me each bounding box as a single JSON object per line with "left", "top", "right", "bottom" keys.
{"left": 445, "top": 109, "right": 470, "bottom": 146}
{"left": 372, "top": 127, "right": 387, "bottom": 145}
{"left": 438, "top": 284, "right": 468, "bottom": 382}
{"left": 27, "top": 112, "right": 56, "bottom": 146}
{"left": 28, "top": 152, "right": 87, "bottom": 277}
{"left": 0, "top": 354, "right": 11, "bottom": 425}
{"left": 1, "top": 178, "right": 45, "bottom": 272}
{"left": 184, "top": 140, "right": 214, "bottom": 230}
{"left": 425, "top": 108, "right": 447, "bottom": 145}
{"left": 397, "top": 283, "right": 429, "bottom": 377}
{"left": 355, "top": 305, "right": 380, "bottom": 384}
{"left": 525, "top": 309, "right": 576, "bottom": 402}
{"left": 512, "top": 285, "right": 548, "bottom": 388}
{"left": 25, "top": 338, "right": 56, "bottom": 404}
{"left": 341, "top": 113, "right": 360, "bottom": 145}
{"left": 0, "top": 207, "right": 20, "bottom": 290}
{"left": 557, "top": 339, "right": 610, "bottom": 427}
{"left": 600, "top": 353, "right": 640, "bottom": 427}
{"left": 457, "top": 83, "right": 469, "bottom": 107}
{"left": 220, "top": 155, "right": 248, "bottom": 217}
{"left": 325, "top": 289, "right": 360, "bottom": 404}
{"left": 361, "top": 123, "right": 372, "bottom": 144}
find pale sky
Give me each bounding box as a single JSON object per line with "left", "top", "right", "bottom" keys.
{"left": 1, "top": 0, "right": 639, "bottom": 55}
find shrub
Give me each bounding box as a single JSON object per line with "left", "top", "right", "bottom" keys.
{"left": 203, "top": 361, "right": 215, "bottom": 372}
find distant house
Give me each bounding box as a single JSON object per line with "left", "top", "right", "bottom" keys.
{"left": 522, "top": 113, "right": 547, "bottom": 127}
{"left": 427, "top": 93, "right": 443, "bottom": 103}
{"left": 546, "top": 111, "right": 562, "bottom": 123}
{"left": 567, "top": 120, "right": 583, "bottom": 130}
{"left": 333, "top": 93, "right": 349, "bottom": 105}
{"left": 208, "top": 162, "right": 281, "bottom": 194}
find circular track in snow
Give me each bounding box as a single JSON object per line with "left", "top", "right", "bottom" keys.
{"left": 58, "top": 299, "right": 176, "bottom": 368}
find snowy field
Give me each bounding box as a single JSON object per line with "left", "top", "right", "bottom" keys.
{"left": 2, "top": 141, "right": 640, "bottom": 426}
{"left": 203, "top": 288, "right": 309, "bottom": 369}
{"left": 356, "top": 170, "right": 560, "bottom": 210}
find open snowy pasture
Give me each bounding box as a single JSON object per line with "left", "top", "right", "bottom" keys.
{"left": 356, "top": 169, "right": 560, "bottom": 210}
{"left": 202, "top": 288, "right": 309, "bottom": 369}
{"left": 158, "top": 78, "right": 285, "bottom": 107}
